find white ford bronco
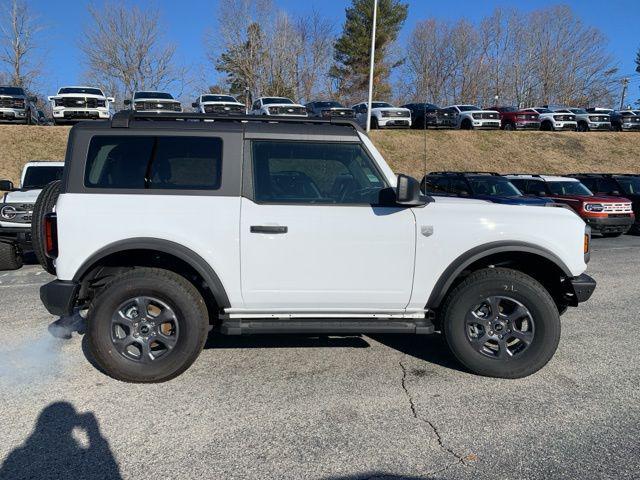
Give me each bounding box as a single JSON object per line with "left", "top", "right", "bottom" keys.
{"left": 38, "top": 111, "right": 596, "bottom": 383}
{"left": 0, "top": 162, "right": 64, "bottom": 269}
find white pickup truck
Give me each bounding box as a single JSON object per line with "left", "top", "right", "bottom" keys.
{"left": 38, "top": 111, "right": 595, "bottom": 383}
{"left": 0, "top": 162, "right": 64, "bottom": 269}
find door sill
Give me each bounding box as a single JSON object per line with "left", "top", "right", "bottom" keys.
{"left": 220, "top": 318, "right": 435, "bottom": 335}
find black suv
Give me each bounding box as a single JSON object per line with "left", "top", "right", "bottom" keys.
{"left": 569, "top": 173, "right": 640, "bottom": 233}
{"left": 401, "top": 102, "right": 445, "bottom": 129}
{"left": 304, "top": 101, "right": 355, "bottom": 119}
{"left": 421, "top": 172, "right": 550, "bottom": 206}
{"left": 608, "top": 110, "right": 640, "bottom": 132}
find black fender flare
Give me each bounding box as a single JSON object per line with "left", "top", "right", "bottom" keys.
{"left": 426, "top": 241, "right": 572, "bottom": 309}
{"left": 73, "top": 237, "right": 231, "bottom": 308}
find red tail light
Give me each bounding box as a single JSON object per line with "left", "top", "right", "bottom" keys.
{"left": 44, "top": 213, "right": 58, "bottom": 258}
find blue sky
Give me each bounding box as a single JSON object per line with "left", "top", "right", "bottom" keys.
{"left": 26, "top": 0, "right": 640, "bottom": 99}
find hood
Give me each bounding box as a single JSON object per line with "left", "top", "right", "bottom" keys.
{"left": 0, "top": 94, "right": 26, "bottom": 99}
{"left": 264, "top": 102, "right": 305, "bottom": 108}
{"left": 550, "top": 194, "right": 631, "bottom": 203}
{"left": 476, "top": 194, "right": 549, "bottom": 206}
{"left": 55, "top": 93, "right": 106, "bottom": 99}
{"left": 135, "top": 97, "right": 179, "bottom": 103}
{"left": 372, "top": 107, "right": 410, "bottom": 114}
{"left": 431, "top": 195, "right": 490, "bottom": 206}
{"left": 2, "top": 189, "right": 42, "bottom": 204}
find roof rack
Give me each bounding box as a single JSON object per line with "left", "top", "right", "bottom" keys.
{"left": 502, "top": 173, "right": 542, "bottom": 177}
{"left": 110, "top": 110, "right": 363, "bottom": 132}
{"left": 427, "top": 171, "right": 501, "bottom": 176}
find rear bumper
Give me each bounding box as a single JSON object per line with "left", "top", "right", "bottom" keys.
{"left": 584, "top": 215, "right": 634, "bottom": 234}
{"left": 566, "top": 274, "right": 596, "bottom": 304}
{"left": 40, "top": 280, "right": 79, "bottom": 317}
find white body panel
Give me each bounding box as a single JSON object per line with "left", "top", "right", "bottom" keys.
{"left": 54, "top": 194, "right": 243, "bottom": 306}
{"left": 249, "top": 97, "right": 307, "bottom": 117}
{"left": 239, "top": 198, "right": 416, "bottom": 310}
{"left": 446, "top": 105, "right": 500, "bottom": 129}
{"left": 352, "top": 102, "right": 411, "bottom": 128}
{"left": 49, "top": 87, "right": 113, "bottom": 121}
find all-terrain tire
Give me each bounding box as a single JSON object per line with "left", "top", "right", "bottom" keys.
{"left": 87, "top": 268, "right": 209, "bottom": 383}
{"left": 0, "top": 242, "right": 23, "bottom": 271}
{"left": 461, "top": 118, "right": 473, "bottom": 130}
{"left": 370, "top": 117, "right": 379, "bottom": 129}
{"left": 441, "top": 267, "right": 560, "bottom": 379}
{"left": 32, "top": 180, "right": 61, "bottom": 274}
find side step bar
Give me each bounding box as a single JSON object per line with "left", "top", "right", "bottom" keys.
{"left": 220, "top": 318, "right": 435, "bottom": 336}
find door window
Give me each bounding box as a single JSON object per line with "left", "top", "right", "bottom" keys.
{"left": 251, "top": 141, "right": 388, "bottom": 205}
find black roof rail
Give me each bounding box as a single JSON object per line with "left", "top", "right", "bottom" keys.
{"left": 503, "top": 173, "right": 543, "bottom": 177}
{"left": 110, "top": 110, "right": 364, "bottom": 132}
{"left": 427, "top": 171, "right": 501, "bottom": 176}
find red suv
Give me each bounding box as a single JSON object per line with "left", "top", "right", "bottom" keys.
{"left": 506, "top": 175, "right": 635, "bottom": 237}
{"left": 489, "top": 106, "right": 541, "bottom": 131}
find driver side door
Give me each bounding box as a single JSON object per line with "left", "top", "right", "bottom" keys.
{"left": 239, "top": 139, "right": 416, "bottom": 312}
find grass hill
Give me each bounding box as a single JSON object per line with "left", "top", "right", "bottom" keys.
{"left": 1, "top": 125, "right": 639, "bottom": 185}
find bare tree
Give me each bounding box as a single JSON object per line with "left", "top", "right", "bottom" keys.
{"left": 0, "top": 0, "right": 44, "bottom": 89}
{"left": 80, "top": 1, "right": 185, "bottom": 103}
{"left": 210, "top": 0, "right": 333, "bottom": 103}
{"left": 401, "top": 5, "right": 618, "bottom": 108}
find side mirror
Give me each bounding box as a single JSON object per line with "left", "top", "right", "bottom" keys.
{"left": 610, "top": 190, "right": 620, "bottom": 195}
{"left": 192, "top": 102, "right": 198, "bottom": 108}
{"left": 0, "top": 179, "right": 14, "bottom": 191}
{"left": 123, "top": 99, "right": 131, "bottom": 106}
{"left": 459, "top": 190, "right": 470, "bottom": 196}
{"left": 396, "top": 174, "right": 427, "bottom": 206}
{"left": 107, "top": 97, "right": 115, "bottom": 103}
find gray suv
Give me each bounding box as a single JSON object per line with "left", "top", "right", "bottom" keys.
{"left": 0, "top": 86, "right": 38, "bottom": 124}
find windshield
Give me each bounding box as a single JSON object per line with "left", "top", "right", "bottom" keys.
{"left": 469, "top": 177, "right": 522, "bottom": 196}
{"left": 313, "top": 101, "right": 344, "bottom": 108}
{"left": 262, "top": 97, "right": 294, "bottom": 105}
{"left": 59, "top": 87, "right": 104, "bottom": 96}
{"left": 371, "top": 102, "right": 393, "bottom": 108}
{"left": 570, "top": 108, "right": 587, "bottom": 114}
{"left": 499, "top": 106, "right": 518, "bottom": 112}
{"left": 201, "top": 95, "right": 237, "bottom": 103}
{"left": 547, "top": 181, "right": 593, "bottom": 196}
{"left": 616, "top": 176, "right": 640, "bottom": 195}
{"left": 22, "top": 166, "right": 64, "bottom": 189}
{"left": 535, "top": 108, "right": 552, "bottom": 114}
{"left": 134, "top": 92, "right": 174, "bottom": 100}
{"left": 0, "top": 86, "right": 25, "bottom": 96}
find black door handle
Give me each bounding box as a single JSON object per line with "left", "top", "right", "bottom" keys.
{"left": 250, "top": 225, "right": 288, "bottom": 234}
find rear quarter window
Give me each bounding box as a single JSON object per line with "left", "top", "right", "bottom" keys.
{"left": 84, "top": 135, "right": 223, "bottom": 190}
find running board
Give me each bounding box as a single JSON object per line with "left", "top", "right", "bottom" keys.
{"left": 220, "top": 318, "right": 435, "bottom": 335}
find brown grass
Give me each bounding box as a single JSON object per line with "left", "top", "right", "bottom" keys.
{"left": 370, "top": 130, "right": 640, "bottom": 179}
{"left": 0, "top": 126, "right": 71, "bottom": 185}
{"left": 1, "top": 125, "right": 639, "bottom": 185}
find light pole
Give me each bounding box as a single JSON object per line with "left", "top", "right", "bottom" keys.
{"left": 365, "top": 0, "right": 378, "bottom": 133}
{"left": 619, "top": 78, "right": 629, "bottom": 110}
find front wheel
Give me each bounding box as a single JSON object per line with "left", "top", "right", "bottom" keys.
{"left": 503, "top": 123, "right": 515, "bottom": 131}
{"left": 441, "top": 268, "right": 560, "bottom": 378}
{"left": 87, "top": 268, "right": 209, "bottom": 383}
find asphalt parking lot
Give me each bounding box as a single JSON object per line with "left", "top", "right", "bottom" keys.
{"left": 0, "top": 236, "right": 639, "bottom": 480}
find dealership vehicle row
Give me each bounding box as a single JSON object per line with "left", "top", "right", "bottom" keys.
{"left": 3, "top": 84, "right": 640, "bottom": 131}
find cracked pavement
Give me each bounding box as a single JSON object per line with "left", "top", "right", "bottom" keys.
{"left": 1, "top": 236, "right": 639, "bottom": 479}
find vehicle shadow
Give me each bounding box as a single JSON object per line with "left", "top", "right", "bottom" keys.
{"left": 369, "top": 333, "right": 468, "bottom": 374}
{"left": 205, "top": 333, "right": 371, "bottom": 350}
{"left": 0, "top": 401, "right": 123, "bottom": 480}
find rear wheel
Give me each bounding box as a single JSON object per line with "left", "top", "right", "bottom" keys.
{"left": 441, "top": 268, "right": 560, "bottom": 378}
{"left": 32, "top": 180, "right": 61, "bottom": 274}
{"left": 87, "top": 268, "right": 209, "bottom": 383}
{"left": 0, "top": 242, "right": 23, "bottom": 271}
{"left": 503, "top": 123, "right": 515, "bottom": 131}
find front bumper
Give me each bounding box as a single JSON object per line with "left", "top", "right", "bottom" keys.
{"left": 0, "top": 226, "right": 31, "bottom": 247}
{"left": 472, "top": 120, "right": 500, "bottom": 129}
{"left": 621, "top": 123, "right": 640, "bottom": 131}
{"left": 40, "top": 280, "right": 79, "bottom": 317}
{"left": 515, "top": 122, "right": 541, "bottom": 130}
{"left": 588, "top": 122, "right": 611, "bottom": 131}
{"left": 0, "top": 108, "right": 27, "bottom": 121}
{"left": 52, "top": 108, "right": 110, "bottom": 120}
{"left": 566, "top": 274, "right": 597, "bottom": 304}
{"left": 553, "top": 122, "right": 577, "bottom": 130}
{"left": 584, "top": 215, "right": 634, "bottom": 234}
